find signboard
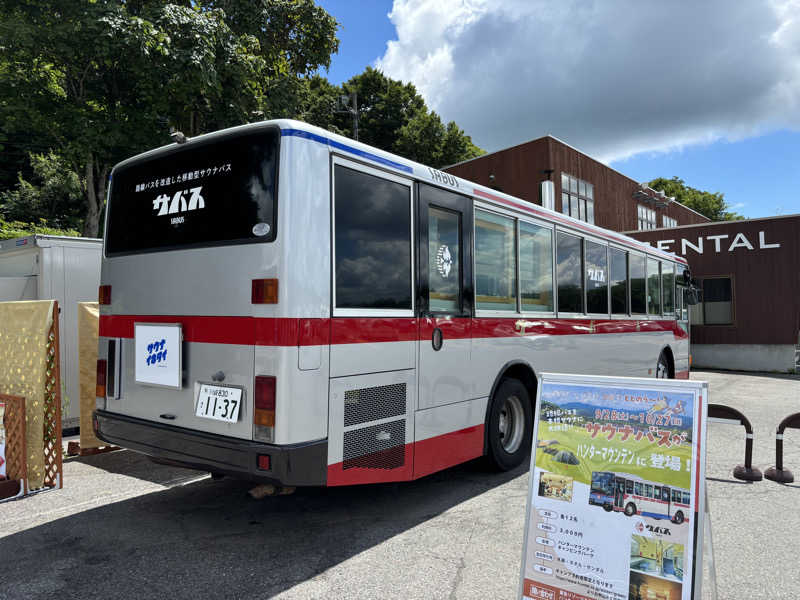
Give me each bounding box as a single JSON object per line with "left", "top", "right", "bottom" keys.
{"left": 520, "top": 374, "right": 708, "bottom": 600}
{"left": 134, "top": 323, "right": 182, "bottom": 389}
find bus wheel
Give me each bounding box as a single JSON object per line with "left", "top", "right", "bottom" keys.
{"left": 487, "top": 378, "right": 533, "bottom": 471}
{"left": 603, "top": 504, "right": 613, "bottom": 512}
{"left": 656, "top": 352, "right": 671, "bottom": 378}
{"left": 672, "top": 511, "right": 684, "bottom": 524}
{"left": 624, "top": 502, "right": 637, "bottom": 516}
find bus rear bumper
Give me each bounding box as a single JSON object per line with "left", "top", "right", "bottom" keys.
{"left": 93, "top": 409, "right": 328, "bottom": 487}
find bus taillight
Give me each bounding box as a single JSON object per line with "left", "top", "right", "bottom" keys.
{"left": 254, "top": 375, "right": 276, "bottom": 442}
{"left": 96, "top": 359, "right": 107, "bottom": 398}
{"left": 251, "top": 279, "right": 278, "bottom": 304}
{"left": 98, "top": 285, "right": 112, "bottom": 305}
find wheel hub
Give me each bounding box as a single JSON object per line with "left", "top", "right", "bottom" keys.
{"left": 499, "top": 395, "right": 525, "bottom": 454}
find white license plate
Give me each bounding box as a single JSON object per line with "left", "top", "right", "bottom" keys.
{"left": 195, "top": 384, "right": 242, "bottom": 423}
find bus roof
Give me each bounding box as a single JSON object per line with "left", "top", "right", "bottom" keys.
{"left": 112, "top": 119, "right": 688, "bottom": 266}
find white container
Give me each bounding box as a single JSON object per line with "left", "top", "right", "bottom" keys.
{"left": 0, "top": 235, "right": 102, "bottom": 429}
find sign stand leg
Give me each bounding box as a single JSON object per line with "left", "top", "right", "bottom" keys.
{"left": 701, "top": 488, "right": 718, "bottom": 600}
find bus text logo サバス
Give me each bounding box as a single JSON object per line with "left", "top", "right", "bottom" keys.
{"left": 436, "top": 245, "right": 453, "bottom": 278}
{"left": 153, "top": 187, "right": 205, "bottom": 216}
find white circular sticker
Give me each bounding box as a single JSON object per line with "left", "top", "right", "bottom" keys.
{"left": 436, "top": 244, "right": 452, "bottom": 278}
{"left": 252, "top": 223, "right": 271, "bottom": 237}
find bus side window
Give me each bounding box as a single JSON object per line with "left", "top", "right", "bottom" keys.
{"left": 654, "top": 485, "right": 661, "bottom": 500}
{"left": 556, "top": 232, "right": 583, "bottom": 313}
{"left": 647, "top": 258, "right": 661, "bottom": 315}
{"left": 630, "top": 253, "right": 646, "bottom": 314}
{"left": 585, "top": 240, "right": 608, "bottom": 314}
{"left": 634, "top": 482, "right": 643, "bottom": 496}
{"left": 672, "top": 489, "right": 680, "bottom": 503}
{"left": 683, "top": 491, "right": 690, "bottom": 505}
{"left": 475, "top": 210, "right": 517, "bottom": 311}
{"left": 625, "top": 480, "right": 634, "bottom": 494}
{"left": 645, "top": 484, "right": 653, "bottom": 498}
{"left": 609, "top": 247, "right": 628, "bottom": 315}
{"left": 663, "top": 262, "right": 675, "bottom": 316}
{"left": 334, "top": 165, "right": 413, "bottom": 311}
{"left": 520, "top": 221, "right": 554, "bottom": 313}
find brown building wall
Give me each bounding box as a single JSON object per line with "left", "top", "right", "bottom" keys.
{"left": 445, "top": 136, "right": 709, "bottom": 232}
{"left": 628, "top": 215, "right": 800, "bottom": 346}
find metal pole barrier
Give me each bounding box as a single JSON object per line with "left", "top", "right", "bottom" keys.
{"left": 707, "top": 404, "right": 762, "bottom": 482}
{"left": 765, "top": 412, "right": 800, "bottom": 484}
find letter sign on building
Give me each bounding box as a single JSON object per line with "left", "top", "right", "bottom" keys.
{"left": 656, "top": 231, "right": 780, "bottom": 256}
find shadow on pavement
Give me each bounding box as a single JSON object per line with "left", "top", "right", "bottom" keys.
{"left": 64, "top": 448, "right": 202, "bottom": 485}
{"left": 1, "top": 453, "right": 526, "bottom": 600}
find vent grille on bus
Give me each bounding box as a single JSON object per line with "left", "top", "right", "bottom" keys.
{"left": 343, "top": 419, "right": 405, "bottom": 470}
{"left": 344, "top": 383, "right": 406, "bottom": 427}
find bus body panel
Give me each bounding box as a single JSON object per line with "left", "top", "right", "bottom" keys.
{"left": 418, "top": 317, "right": 474, "bottom": 410}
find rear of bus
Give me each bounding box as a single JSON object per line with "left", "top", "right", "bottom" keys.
{"left": 93, "top": 122, "right": 332, "bottom": 486}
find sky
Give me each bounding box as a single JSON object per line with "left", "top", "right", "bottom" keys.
{"left": 315, "top": 0, "right": 800, "bottom": 219}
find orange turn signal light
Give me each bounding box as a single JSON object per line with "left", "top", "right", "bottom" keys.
{"left": 251, "top": 279, "right": 278, "bottom": 304}
{"left": 96, "top": 359, "right": 107, "bottom": 397}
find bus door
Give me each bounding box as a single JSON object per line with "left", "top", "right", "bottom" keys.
{"left": 614, "top": 478, "right": 626, "bottom": 509}
{"left": 416, "top": 183, "right": 473, "bottom": 411}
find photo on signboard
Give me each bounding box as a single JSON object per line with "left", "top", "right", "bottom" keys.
{"left": 628, "top": 570, "right": 683, "bottom": 600}
{"left": 537, "top": 471, "right": 574, "bottom": 502}
{"left": 630, "top": 534, "right": 684, "bottom": 582}
{"left": 588, "top": 470, "right": 691, "bottom": 526}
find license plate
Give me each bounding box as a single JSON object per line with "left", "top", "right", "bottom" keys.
{"left": 195, "top": 384, "right": 242, "bottom": 423}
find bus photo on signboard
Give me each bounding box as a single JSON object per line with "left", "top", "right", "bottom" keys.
{"left": 93, "top": 119, "right": 697, "bottom": 490}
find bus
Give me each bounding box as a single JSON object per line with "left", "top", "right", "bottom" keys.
{"left": 590, "top": 471, "right": 691, "bottom": 524}
{"left": 93, "top": 119, "right": 693, "bottom": 489}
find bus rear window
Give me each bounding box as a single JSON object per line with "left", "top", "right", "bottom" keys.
{"left": 106, "top": 128, "right": 279, "bottom": 255}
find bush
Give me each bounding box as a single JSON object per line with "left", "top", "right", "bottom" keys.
{"left": 0, "top": 218, "right": 81, "bottom": 240}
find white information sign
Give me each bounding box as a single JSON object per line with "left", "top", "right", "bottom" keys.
{"left": 134, "top": 323, "right": 183, "bottom": 388}
{"left": 520, "top": 374, "right": 708, "bottom": 600}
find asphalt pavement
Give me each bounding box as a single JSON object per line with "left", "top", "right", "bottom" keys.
{"left": 0, "top": 370, "right": 797, "bottom": 600}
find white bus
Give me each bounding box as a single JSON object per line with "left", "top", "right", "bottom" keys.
{"left": 93, "top": 119, "right": 692, "bottom": 488}
{"left": 590, "top": 471, "right": 691, "bottom": 524}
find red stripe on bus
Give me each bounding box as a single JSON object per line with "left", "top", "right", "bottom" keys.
{"left": 412, "top": 424, "right": 484, "bottom": 479}
{"left": 472, "top": 187, "right": 688, "bottom": 265}
{"left": 326, "top": 425, "right": 485, "bottom": 486}
{"left": 99, "top": 315, "right": 686, "bottom": 345}
{"left": 330, "top": 317, "right": 418, "bottom": 344}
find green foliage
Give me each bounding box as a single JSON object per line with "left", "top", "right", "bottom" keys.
{"left": 302, "top": 67, "right": 484, "bottom": 168}
{"left": 0, "top": 0, "right": 339, "bottom": 236}
{"left": 648, "top": 176, "right": 743, "bottom": 221}
{"left": 0, "top": 218, "right": 81, "bottom": 241}
{"left": 0, "top": 152, "right": 85, "bottom": 230}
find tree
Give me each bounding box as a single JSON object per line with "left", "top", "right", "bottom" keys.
{"left": 302, "top": 67, "right": 483, "bottom": 168}
{"left": 0, "top": 151, "right": 85, "bottom": 230}
{"left": 648, "top": 176, "right": 743, "bottom": 221}
{"left": 0, "top": 1, "right": 338, "bottom": 236}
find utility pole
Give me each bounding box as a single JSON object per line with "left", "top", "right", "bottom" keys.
{"left": 336, "top": 91, "right": 359, "bottom": 141}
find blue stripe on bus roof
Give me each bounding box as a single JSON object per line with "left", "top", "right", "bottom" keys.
{"left": 281, "top": 128, "right": 414, "bottom": 174}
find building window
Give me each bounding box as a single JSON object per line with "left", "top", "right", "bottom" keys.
{"left": 702, "top": 277, "right": 733, "bottom": 325}
{"left": 560, "top": 173, "right": 594, "bottom": 224}
{"left": 638, "top": 205, "right": 656, "bottom": 230}
{"left": 662, "top": 215, "right": 677, "bottom": 228}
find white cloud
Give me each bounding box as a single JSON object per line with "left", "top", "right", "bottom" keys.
{"left": 376, "top": 0, "right": 800, "bottom": 163}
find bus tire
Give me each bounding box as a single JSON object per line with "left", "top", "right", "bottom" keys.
{"left": 672, "top": 511, "right": 684, "bottom": 524}
{"left": 486, "top": 378, "right": 533, "bottom": 471}
{"left": 603, "top": 504, "right": 613, "bottom": 512}
{"left": 624, "top": 502, "right": 637, "bottom": 516}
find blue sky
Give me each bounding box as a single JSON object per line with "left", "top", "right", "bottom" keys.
{"left": 316, "top": 1, "right": 800, "bottom": 220}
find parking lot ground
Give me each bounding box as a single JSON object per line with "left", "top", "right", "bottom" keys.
{"left": 0, "top": 369, "right": 798, "bottom": 600}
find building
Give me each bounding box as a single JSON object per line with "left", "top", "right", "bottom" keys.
{"left": 445, "top": 135, "right": 710, "bottom": 232}
{"left": 629, "top": 216, "right": 800, "bottom": 372}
